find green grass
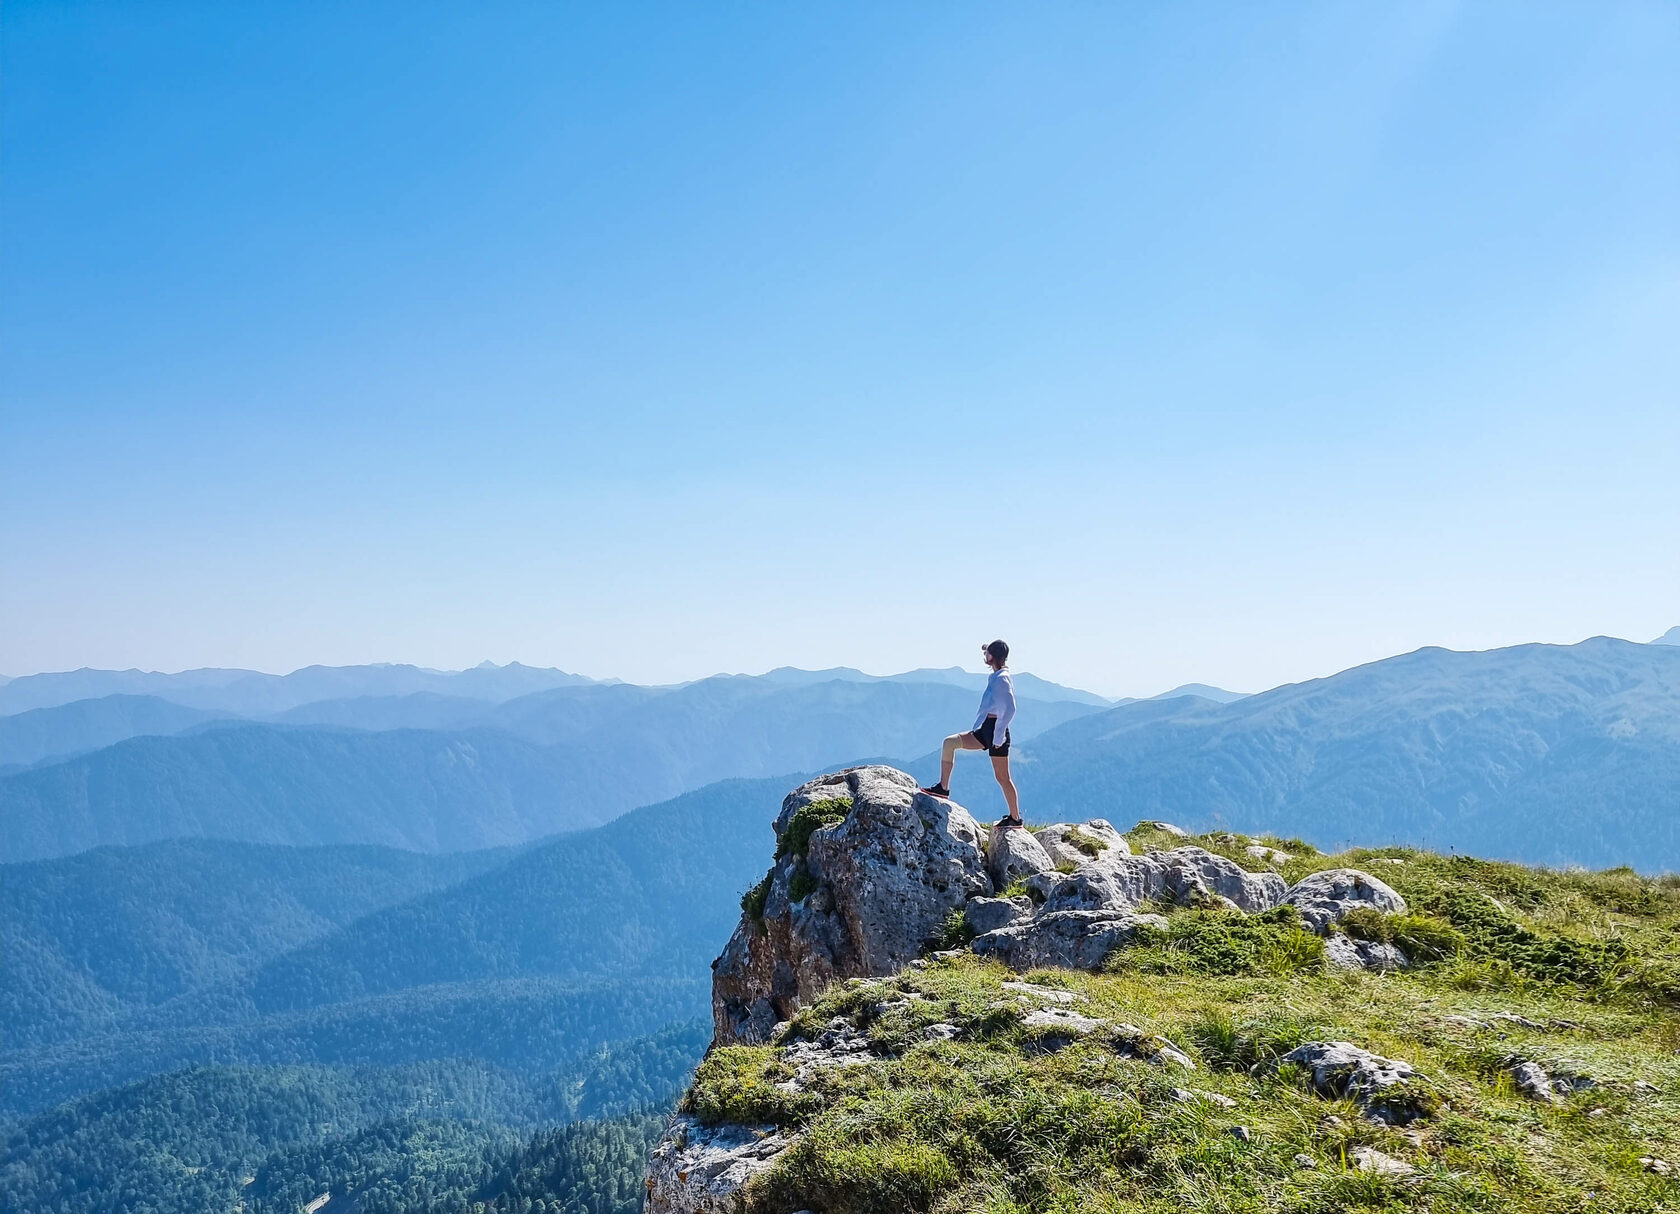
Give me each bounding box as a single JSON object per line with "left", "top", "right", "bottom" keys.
{"left": 1064, "top": 826, "right": 1109, "bottom": 858}
{"left": 741, "top": 874, "right": 772, "bottom": 928}
{"left": 688, "top": 839, "right": 1680, "bottom": 1213}
{"left": 778, "top": 797, "right": 854, "bottom": 861}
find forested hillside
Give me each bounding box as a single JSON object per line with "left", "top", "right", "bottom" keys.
{"left": 1, "top": 776, "right": 786, "bottom": 1119}
{"left": 2, "top": 839, "right": 511, "bottom": 1046}
{"left": 2, "top": 1061, "right": 675, "bottom": 1214}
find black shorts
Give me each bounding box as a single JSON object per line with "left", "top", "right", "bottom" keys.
{"left": 973, "top": 715, "right": 1010, "bottom": 757}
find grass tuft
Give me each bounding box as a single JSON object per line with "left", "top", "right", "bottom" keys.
{"left": 777, "top": 797, "right": 854, "bottom": 861}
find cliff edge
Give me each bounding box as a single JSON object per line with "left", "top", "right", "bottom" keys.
{"left": 649, "top": 766, "right": 1680, "bottom": 1214}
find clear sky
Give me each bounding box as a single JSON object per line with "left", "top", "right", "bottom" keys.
{"left": 4, "top": 2, "right": 1676, "bottom": 697}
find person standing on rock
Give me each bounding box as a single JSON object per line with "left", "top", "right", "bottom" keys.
{"left": 920, "top": 639, "right": 1022, "bottom": 827}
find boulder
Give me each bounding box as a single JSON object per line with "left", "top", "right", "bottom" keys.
{"left": 1140, "top": 820, "right": 1190, "bottom": 837}
{"left": 1352, "top": 1147, "right": 1414, "bottom": 1176}
{"left": 1282, "top": 869, "right": 1407, "bottom": 934}
{"left": 965, "top": 895, "right": 1033, "bottom": 935}
{"left": 987, "top": 822, "right": 1056, "bottom": 888}
{"left": 712, "top": 766, "right": 990, "bottom": 1045}
{"left": 1508, "top": 1060, "right": 1596, "bottom": 1103}
{"left": 972, "top": 909, "right": 1167, "bottom": 971}
{"left": 1035, "top": 820, "right": 1130, "bottom": 868}
{"left": 1160, "top": 848, "right": 1287, "bottom": 912}
{"left": 644, "top": 1117, "right": 795, "bottom": 1214}
{"left": 1245, "top": 844, "right": 1294, "bottom": 864}
{"left": 1038, "top": 847, "right": 1285, "bottom": 915}
{"left": 1282, "top": 1041, "right": 1428, "bottom": 1124}
{"left": 1324, "top": 934, "right": 1409, "bottom": 971}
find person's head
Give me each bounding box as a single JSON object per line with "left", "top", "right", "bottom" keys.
{"left": 982, "top": 639, "right": 1009, "bottom": 670}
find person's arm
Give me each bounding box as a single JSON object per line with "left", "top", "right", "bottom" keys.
{"left": 992, "top": 675, "right": 1017, "bottom": 739}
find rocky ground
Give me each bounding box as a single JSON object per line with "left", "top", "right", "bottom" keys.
{"left": 653, "top": 766, "right": 1680, "bottom": 1213}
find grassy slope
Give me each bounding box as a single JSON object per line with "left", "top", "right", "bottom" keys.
{"left": 686, "top": 829, "right": 1680, "bottom": 1213}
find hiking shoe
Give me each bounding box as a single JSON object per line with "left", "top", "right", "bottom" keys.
{"left": 919, "top": 784, "right": 950, "bottom": 799}
{"left": 996, "top": 817, "right": 1025, "bottom": 829}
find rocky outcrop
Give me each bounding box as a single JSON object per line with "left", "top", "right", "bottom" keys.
{"left": 711, "top": 766, "right": 990, "bottom": 1045}
{"left": 972, "top": 909, "right": 1166, "bottom": 971}
{"left": 643, "top": 1117, "right": 796, "bottom": 1214}
{"left": 1039, "top": 847, "right": 1286, "bottom": 916}
{"left": 1035, "top": 819, "right": 1129, "bottom": 868}
{"left": 1282, "top": 1041, "right": 1430, "bottom": 1124}
{"left": 986, "top": 822, "right": 1055, "bottom": 888}
{"left": 965, "top": 895, "right": 1033, "bottom": 935}
{"left": 1282, "top": 868, "right": 1407, "bottom": 933}
{"left": 1324, "top": 933, "right": 1408, "bottom": 971}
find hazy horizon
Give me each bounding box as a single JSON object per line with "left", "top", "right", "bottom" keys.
{"left": 4, "top": 625, "right": 1675, "bottom": 702}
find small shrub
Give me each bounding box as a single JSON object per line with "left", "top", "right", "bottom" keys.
{"left": 777, "top": 797, "right": 853, "bottom": 860}
{"left": 685, "top": 1046, "right": 818, "bottom": 1127}
{"left": 1339, "top": 909, "right": 1464, "bottom": 963}
{"left": 1065, "top": 826, "right": 1106, "bottom": 857}
{"left": 1187, "top": 1008, "right": 1322, "bottom": 1071}
{"left": 788, "top": 866, "right": 819, "bottom": 904}
{"left": 741, "top": 874, "right": 772, "bottom": 928}
{"left": 1109, "top": 907, "right": 1324, "bottom": 977}
{"left": 1001, "top": 878, "right": 1047, "bottom": 904}
{"left": 928, "top": 907, "right": 974, "bottom": 951}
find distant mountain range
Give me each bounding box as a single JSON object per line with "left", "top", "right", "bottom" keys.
{"left": 931, "top": 636, "right": 1680, "bottom": 870}
{"left": 0, "top": 674, "right": 1107, "bottom": 859}
{"left": 0, "top": 660, "right": 603, "bottom": 716}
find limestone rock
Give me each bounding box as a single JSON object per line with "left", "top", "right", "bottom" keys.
{"left": 1352, "top": 1147, "right": 1414, "bottom": 1176}
{"left": 1141, "top": 820, "right": 1190, "bottom": 837}
{"left": 987, "top": 822, "right": 1056, "bottom": 888}
{"left": 1509, "top": 1059, "right": 1596, "bottom": 1102}
{"left": 1324, "top": 934, "right": 1409, "bottom": 971}
{"left": 1282, "top": 869, "right": 1407, "bottom": 934}
{"left": 1020, "top": 1006, "right": 1108, "bottom": 1052}
{"left": 712, "top": 766, "right": 990, "bottom": 1045}
{"left": 1282, "top": 1041, "right": 1428, "bottom": 1124}
{"left": 1000, "top": 979, "right": 1084, "bottom": 1004}
{"left": 965, "top": 895, "right": 1033, "bottom": 936}
{"left": 1161, "top": 848, "right": 1288, "bottom": 911}
{"left": 1035, "top": 820, "right": 1130, "bottom": 868}
{"left": 1245, "top": 843, "right": 1294, "bottom": 864}
{"left": 644, "top": 1116, "right": 794, "bottom": 1214}
{"left": 971, "top": 909, "right": 1167, "bottom": 971}
{"left": 1038, "top": 847, "right": 1285, "bottom": 915}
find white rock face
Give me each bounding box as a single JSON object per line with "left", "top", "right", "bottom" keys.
{"left": 1140, "top": 820, "right": 1190, "bottom": 838}
{"left": 966, "top": 896, "right": 1034, "bottom": 935}
{"left": 1245, "top": 843, "right": 1294, "bottom": 864}
{"left": 971, "top": 909, "right": 1167, "bottom": 971}
{"left": 1282, "top": 868, "right": 1407, "bottom": 933}
{"left": 1324, "top": 934, "right": 1409, "bottom": 971}
{"left": 1352, "top": 1146, "right": 1414, "bottom": 1176}
{"left": 1282, "top": 1041, "right": 1427, "bottom": 1123}
{"left": 712, "top": 766, "right": 991, "bottom": 1045}
{"left": 644, "top": 1117, "right": 795, "bottom": 1214}
{"left": 987, "top": 822, "right": 1056, "bottom": 888}
{"left": 1035, "top": 820, "right": 1130, "bottom": 868}
{"left": 1038, "top": 847, "right": 1286, "bottom": 916}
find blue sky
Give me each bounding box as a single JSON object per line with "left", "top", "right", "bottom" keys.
{"left": 4, "top": 1, "right": 1676, "bottom": 697}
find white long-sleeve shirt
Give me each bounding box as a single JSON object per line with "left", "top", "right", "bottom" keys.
{"left": 973, "top": 669, "right": 1017, "bottom": 739}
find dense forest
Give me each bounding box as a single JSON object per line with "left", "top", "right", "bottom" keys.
{"left": 0, "top": 781, "right": 763, "bottom": 1211}
{"left": 1, "top": 1027, "right": 702, "bottom": 1214}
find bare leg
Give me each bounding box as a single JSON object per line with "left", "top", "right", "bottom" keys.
{"left": 991, "top": 753, "right": 1020, "bottom": 821}
{"left": 940, "top": 732, "right": 983, "bottom": 788}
